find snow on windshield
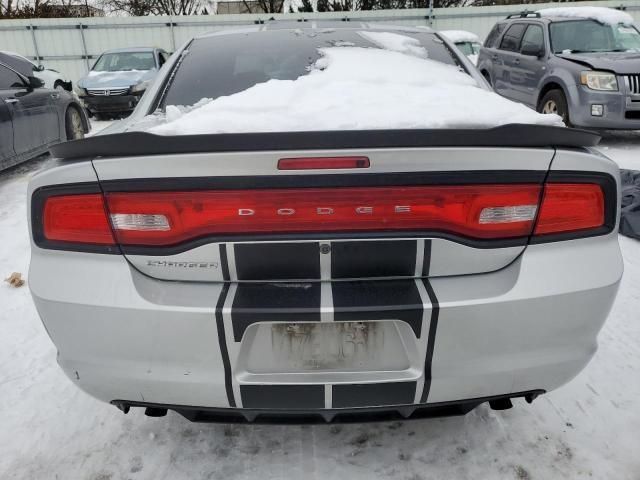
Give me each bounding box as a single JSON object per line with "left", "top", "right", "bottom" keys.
{"left": 440, "top": 30, "right": 480, "bottom": 44}
{"left": 146, "top": 40, "right": 563, "bottom": 136}
{"left": 538, "top": 6, "right": 634, "bottom": 25}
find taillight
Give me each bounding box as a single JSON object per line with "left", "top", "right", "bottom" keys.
{"left": 534, "top": 183, "right": 605, "bottom": 236}
{"left": 104, "top": 185, "right": 542, "bottom": 246}
{"left": 43, "top": 194, "right": 115, "bottom": 245}
{"left": 32, "top": 175, "right": 614, "bottom": 253}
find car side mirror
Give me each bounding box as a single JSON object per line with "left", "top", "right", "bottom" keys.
{"left": 28, "top": 76, "right": 44, "bottom": 89}
{"left": 521, "top": 43, "right": 544, "bottom": 58}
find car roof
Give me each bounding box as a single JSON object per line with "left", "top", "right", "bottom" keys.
{"left": 0, "top": 51, "right": 33, "bottom": 77}
{"left": 101, "top": 47, "right": 158, "bottom": 54}
{"left": 195, "top": 22, "right": 435, "bottom": 40}
{"left": 502, "top": 15, "right": 615, "bottom": 24}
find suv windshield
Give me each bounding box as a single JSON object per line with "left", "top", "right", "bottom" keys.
{"left": 550, "top": 19, "right": 640, "bottom": 53}
{"left": 93, "top": 52, "right": 156, "bottom": 72}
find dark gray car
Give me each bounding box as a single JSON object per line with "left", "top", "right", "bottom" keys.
{"left": 0, "top": 52, "right": 88, "bottom": 172}
{"left": 478, "top": 11, "right": 640, "bottom": 129}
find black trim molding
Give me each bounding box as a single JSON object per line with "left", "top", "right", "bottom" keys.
{"left": 50, "top": 124, "right": 599, "bottom": 160}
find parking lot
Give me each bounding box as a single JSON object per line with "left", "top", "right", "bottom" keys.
{"left": 0, "top": 121, "right": 638, "bottom": 480}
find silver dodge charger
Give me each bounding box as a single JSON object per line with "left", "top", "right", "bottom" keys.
{"left": 28, "top": 23, "right": 622, "bottom": 423}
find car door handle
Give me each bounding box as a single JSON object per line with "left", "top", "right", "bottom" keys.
{"left": 50, "top": 93, "right": 60, "bottom": 100}
{"left": 4, "top": 98, "right": 19, "bottom": 104}
{"left": 514, "top": 58, "right": 520, "bottom": 65}
{"left": 492, "top": 55, "right": 498, "bottom": 61}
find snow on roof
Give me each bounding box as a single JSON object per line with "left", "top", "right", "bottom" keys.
{"left": 538, "top": 6, "right": 634, "bottom": 26}
{"left": 358, "top": 31, "right": 428, "bottom": 58}
{"left": 147, "top": 41, "right": 563, "bottom": 136}
{"left": 440, "top": 30, "right": 480, "bottom": 44}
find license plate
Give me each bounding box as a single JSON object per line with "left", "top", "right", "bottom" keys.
{"left": 241, "top": 320, "right": 414, "bottom": 375}
{"left": 270, "top": 321, "right": 385, "bottom": 370}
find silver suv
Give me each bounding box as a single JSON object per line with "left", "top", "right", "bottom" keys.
{"left": 478, "top": 10, "right": 640, "bottom": 129}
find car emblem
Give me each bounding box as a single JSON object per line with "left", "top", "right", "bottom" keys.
{"left": 105, "top": 90, "right": 110, "bottom": 96}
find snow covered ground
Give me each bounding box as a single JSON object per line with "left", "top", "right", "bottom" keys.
{"left": 0, "top": 127, "right": 639, "bottom": 479}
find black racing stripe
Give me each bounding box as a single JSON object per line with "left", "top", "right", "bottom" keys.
{"left": 240, "top": 385, "right": 325, "bottom": 409}
{"left": 332, "top": 280, "right": 423, "bottom": 338}
{"left": 215, "top": 283, "right": 235, "bottom": 408}
{"left": 422, "top": 240, "right": 432, "bottom": 277}
{"left": 234, "top": 242, "right": 320, "bottom": 280}
{"left": 331, "top": 240, "right": 417, "bottom": 278}
{"left": 332, "top": 382, "right": 417, "bottom": 408}
{"left": 231, "top": 283, "right": 321, "bottom": 342}
{"left": 420, "top": 278, "right": 440, "bottom": 403}
{"left": 219, "top": 244, "right": 230, "bottom": 281}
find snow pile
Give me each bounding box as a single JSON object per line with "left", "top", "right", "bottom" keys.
{"left": 358, "top": 31, "right": 428, "bottom": 58}
{"left": 440, "top": 30, "right": 480, "bottom": 44}
{"left": 538, "top": 6, "right": 634, "bottom": 26}
{"left": 147, "top": 43, "right": 563, "bottom": 136}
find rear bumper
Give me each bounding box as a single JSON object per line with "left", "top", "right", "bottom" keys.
{"left": 112, "top": 390, "right": 545, "bottom": 424}
{"left": 29, "top": 232, "right": 622, "bottom": 413}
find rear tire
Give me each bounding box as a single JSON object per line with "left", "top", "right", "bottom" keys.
{"left": 538, "top": 89, "right": 570, "bottom": 126}
{"left": 65, "top": 107, "right": 85, "bottom": 141}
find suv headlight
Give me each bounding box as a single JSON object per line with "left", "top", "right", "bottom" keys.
{"left": 131, "top": 80, "right": 151, "bottom": 94}
{"left": 580, "top": 71, "right": 618, "bottom": 91}
{"left": 74, "top": 85, "right": 87, "bottom": 96}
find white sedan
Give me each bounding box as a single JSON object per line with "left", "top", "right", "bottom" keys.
{"left": 440, "top": 30, "right": 482, "bottom": 64}
{"left": 1, "top": 51, "right": 72, "bottom": 90}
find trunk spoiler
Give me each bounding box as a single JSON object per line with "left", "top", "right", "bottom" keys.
{"left": 50, "top": 124, "right": 600, "bottom": 160}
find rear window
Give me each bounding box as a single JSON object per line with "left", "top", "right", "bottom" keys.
{"left": 161, "top": 29, "right": 460, "bottom": 108}
{"left": 484, "top": 23, "right": 506, "bottom": 48}
{"left": 499, "top": 23, "right": 527, "bottom": 52}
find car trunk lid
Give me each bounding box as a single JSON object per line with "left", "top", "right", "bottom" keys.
{"left": 89, "top": 143, "right": 556, "bottom": 282}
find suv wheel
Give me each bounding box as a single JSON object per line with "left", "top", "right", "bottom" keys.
{"left": 539, "top": 89, "right": 570, "bottom": 126}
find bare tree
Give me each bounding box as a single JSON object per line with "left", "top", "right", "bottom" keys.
{"left": 154, "top": 0, "right": 202, "bottom": 15}
{"left": 299, "top": 0, "right": 476, "bottom": 12}
{"left": 99, "top": 0, "right": 203, "bottom": 16}
{"left": 241, "top": 0, "right": 283, "bottom": 13}
{"left": 0, "top": 0, "right": 15, "bottom": 16}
